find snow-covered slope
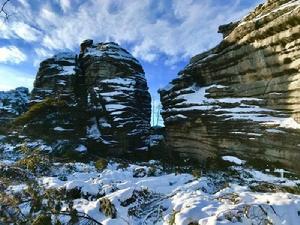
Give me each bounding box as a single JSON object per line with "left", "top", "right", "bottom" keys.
{"left": 1, "top": 153, "right": 300, "bottom": 225}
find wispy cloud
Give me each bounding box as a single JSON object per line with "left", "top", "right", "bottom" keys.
{"left": 0, "top": 0, "right": 264, "bottom": 93}
{"left": 0, "top": 46, "right": 27, "bottom": 64}
{"left": 0, "top": 21, "right": 42, "bottom": 42}
{"left": 58, "top": 0, "right": 71, "bottom": 13}
{"left": 3, "top": 0, "right": 262, "bottom": 65}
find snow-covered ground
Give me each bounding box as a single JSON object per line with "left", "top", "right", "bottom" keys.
{"left": 1, "top": 151, "right": 300, "bottom": 225}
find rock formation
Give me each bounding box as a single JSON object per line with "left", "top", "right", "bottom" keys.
{"left": 79, "top": 41, "right": 151, "bottom": 152}
{"left": 0, "top": 87, "right": 29, "bottom": 124}
{"left": 160, "top": 0, "right": 300, "bottom": 171}
{"left": 22, "top": 40, "right": 151, "bottom": 154}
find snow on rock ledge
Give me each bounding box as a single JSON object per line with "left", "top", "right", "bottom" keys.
{"left": 22, "top": 40, "right": 151, "bottom": 154}
{"left": 160, "top": 0, "right": 300, "bottom": 172}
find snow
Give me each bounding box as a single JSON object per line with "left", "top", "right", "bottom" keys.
{"left": 165, "top": 85, "right": 262, "bottom": 115}
{"left": 236, "top": 0, "right": 300, "bottom": 29}
{"left": 165, "top": 114, "right": 188, "bottom": 122}
{"left": 6, "top": 184, "right": 28, "bottom": 193}
{"left": 59, "top": 65, "right": 75, "bottom": 75}
{"left": 274, "top": 168, "right": 291, "bottom": 179}
{"left": 166, "top": 84, "right": 300, "bottom": 130}
{"left": 74, "top": 144, "right": 87, "bottom": 153}
{"left": 178, "top": 84, "right": 226, "bottom": 105}
{"left": 100, "top": 78, "right": 135, "bottom": 86}
{"left": 105, "top": 104, "right": 127, "bottom": 112}
{"left": 57, "top": 80, "right": 67, "bottom": 85}
{"left": 159, "top": 83, "right": 174, "bottom": 92}
{"left": 0, "top": 87, "right": 29, "bottom": 115}
{"left": 83, "top": 44, "right": 141, "bottom": 66}
{"left": 252, "top": 0, "right": 300, "bottom": 22}
{"left": 266, "top": 128, "right": 285, "bottom": 133}
{"left": 2, "top": 134, "right": 300, "bottom": 225}
{"left": 222, "top": 156, "right": 246, "bottom": 165}
{"left": 87, "top": 123, "right": 101, "bottom": 140}
{"left": 30, "top": 160, "right": 300, "bottom": 225}
{"left": 279, "top": 117, "right": 300, "bottom": 129}
{"left": 53, "top": 52, "right": 76, "bottom": 61}
{"left": 54, "top": 127, "right": 73, "bottom": 132}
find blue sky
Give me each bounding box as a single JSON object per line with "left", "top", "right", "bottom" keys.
{"left": 0, "top": 0, "right": 263, "bottom": 100}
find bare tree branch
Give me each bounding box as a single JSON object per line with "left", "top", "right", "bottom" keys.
{"left": 0, "top": 0, "right": 11, "bottom": 21}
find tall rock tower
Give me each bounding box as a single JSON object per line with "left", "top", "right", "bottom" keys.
{"left": 23, "top": 40, "right": 151, "bottom": 154}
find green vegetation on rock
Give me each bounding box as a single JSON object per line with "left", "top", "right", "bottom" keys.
{"left": 14, "top": 98, "right": 67, "bottom": 126}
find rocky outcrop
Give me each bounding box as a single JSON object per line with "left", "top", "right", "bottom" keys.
{"left": 160, "top": 0, "right": 300, "bottom": 171}
{"left": 22, "top": 40, "right": 151, "bottom": 154}
{"left": 23, "top": 52, "right": 79, "bottom": 148}
{"left": 0, "top": 87, "right": 29, "bottom": 124}
{"left": 31, "top": 52, "right": 77, "bottom": 103}
{"left": 79, "top": 41, "right": 151, "bottom": 152}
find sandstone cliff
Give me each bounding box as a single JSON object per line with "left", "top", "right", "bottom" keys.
{"left": 21, "top": 40, "right": 151, "bottom": 154}
{"left": 160, "top": 0, "right": 300, "bottom": 171}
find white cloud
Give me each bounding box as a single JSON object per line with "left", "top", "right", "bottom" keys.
{"left": 8, "top": 0, "right": 263, "bottom": 65}
{"left": 33, "top": 48, "right": 54, "bottom": 66}
{"left": 42, "top": 0, "right": 262, "bottom": 63}
{"left": 58, "top": 0, "right": 71, "bottom": 12}
{"left": 0, "top": 21, "right": 42, "bottom": 42}
{"left": 0, "top": 21, "right": 14, "bottom": 39}
{"left": 35, "top": 47, "right": 53, "bottom": 58}
{"left": 11, "top": 22, "right": 42, "bottom": 42}
{"left": 0, "top": 46, "right": 27, "bottom": 64}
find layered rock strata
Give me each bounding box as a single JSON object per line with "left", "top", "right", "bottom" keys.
{"left": 160, "top": 0, "right": 300, "bottom": 171}
{"left": 79, "top": 41, "right": 151, "bottom": 152}
{"left": 24, "top": 40, "right": 151, "bottom": 154}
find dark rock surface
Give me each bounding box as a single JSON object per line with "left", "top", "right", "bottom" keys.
{"left": 79, "top": 41, "right": 151, "bottom": 152}
{"left": 160, "top": 0, "right": 300, "bottom": 171}
{"left": 20, "top": 41, "right": 151, "bottom": 154}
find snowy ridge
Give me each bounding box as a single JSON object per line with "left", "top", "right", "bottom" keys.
{"left": 83, "top": 42, "right": 141, "bottom": 67}
{"left": 245, "top": 0, "right": 300, "bottom": 24}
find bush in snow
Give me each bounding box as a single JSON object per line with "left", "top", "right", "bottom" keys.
{"left": 16, "top": 145, "right": 50, "bottom": 173}
{"left": 99, "top": 197, "right": 117, "bottom": 218}
{"left": 95, "top": 158, "right": 108, "bottom": 171}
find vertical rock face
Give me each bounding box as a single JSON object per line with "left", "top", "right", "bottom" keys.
{"left": 160, "top": 0, "right": 300, "bottom": 171}
{"left": 31, "top": 52, "right": 77, "bottom": 103}
{"left": 79, "top": 41, "right": 151, "bottom": 152}
{"left": 26, "top": 52, "right": 79, "bottom": 145}
{"left": 24, "top": 40, "right": 151, "bottom": 154}
{"left": 0, "top": 87, "right": 29, "bottom": 124}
